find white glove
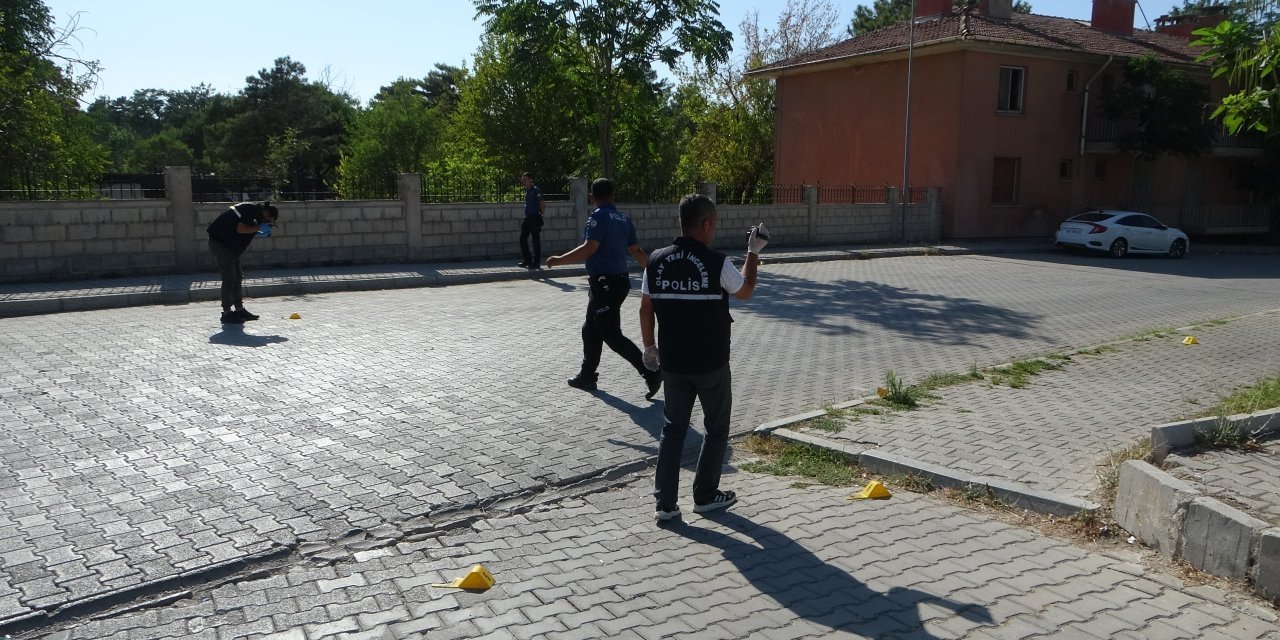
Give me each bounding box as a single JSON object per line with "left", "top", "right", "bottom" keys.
{"left": 747, "top": 223, "right": 770, "bottom": 254}
{"left": 643, "top": 345, "right": 660, "bottom": 372}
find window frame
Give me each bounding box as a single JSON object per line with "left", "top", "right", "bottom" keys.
{"left": 997, "top": 66, "right": 1026, "bottom": 114}
{"left": 991, "top": 157, "right": 1022, "bottom": 206}
{"left": 1059, "top": 159, "right": 1074, "bottom": 182}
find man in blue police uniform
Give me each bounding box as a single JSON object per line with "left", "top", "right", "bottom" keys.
{"left": 639, "top": 193, "right": 769, "bottom": 521}
{"left": 517, "top": 171, "right": 544, "bottom": 270}
{"left": 206, "top": 201, "right": 278, "bottom": 324}
{"left": 546, "top": 178, "right": 661, "bottom": 399}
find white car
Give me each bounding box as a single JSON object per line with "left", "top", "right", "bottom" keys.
{"left": 1055, "top": 210, "right": 1189, "bottom": 258}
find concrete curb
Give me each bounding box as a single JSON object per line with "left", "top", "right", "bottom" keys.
{"left": 1150, "top": 407, "right": 1280, "bottom": 462}
{"left": 1115, "top": 460, "right": 1280, "bottom": 604}
{"left": 0, "top": 246, "right": 969, "bottom": 318}
{"left": 755, "top": 408, "right": 1100, "bottom": 518}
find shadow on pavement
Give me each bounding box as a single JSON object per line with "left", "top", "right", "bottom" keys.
{"left": 671, "top": 511, "right": 994, "bottom": 638}
{"left": 1004, "top": 250, "right": 1280, "bottom": 280}
{"left": 597, "top": 391, "right": 666, "bottom": 441}
{"left": 209, "top": 325, "right": 290, "bottom": 347}
{"left": 752, "top": 272, "right": 1040, "bottom": 344}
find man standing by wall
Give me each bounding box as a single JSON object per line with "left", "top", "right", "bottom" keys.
{"left": 639, "top": 193, "right": 769, "bottom": 521}
{"left": 518, "top": 172, "right": 545, "bottom": 270}
{"left": 546, "top": 178, "right": 661, "bottom": 399}
{"left": 206, "top": 201, "right": 278, "bottom": 325}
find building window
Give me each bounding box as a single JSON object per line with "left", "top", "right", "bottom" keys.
{"left": 1094, "top": 160, "right": 1107, "bottom": 180}
{"left": 1059, "top": 159, "right": 1074, "bottom": 181}
{"left": 1066, "top": 70, "right": 1079, "bottom": 92}
{"left": 992, "top": 157, "right": 1021, "bottom": 204}
{"left": 998, "top": 66, "right": 1026, "bottom": 113}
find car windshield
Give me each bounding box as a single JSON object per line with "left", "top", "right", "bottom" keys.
{"left": 1069, "top": 212, "right": 1112, "bottom": 222}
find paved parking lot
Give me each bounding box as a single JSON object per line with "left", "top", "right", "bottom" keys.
{"left": 3, "top": 251, "right": 1280, "bottom": 631}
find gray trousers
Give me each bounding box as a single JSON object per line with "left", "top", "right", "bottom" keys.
{"left": 208, "top": 239, "right": 242, "bottom": 310}
{"left": 654, "top": 363, "right": 732, "bottom": 508}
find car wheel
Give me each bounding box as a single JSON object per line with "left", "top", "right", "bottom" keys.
{"left": 1109, "top": 238, "right": 1128, "bottom": 258}
{"left": 1168, "top": 238, "right": 1187, "bottom": 259}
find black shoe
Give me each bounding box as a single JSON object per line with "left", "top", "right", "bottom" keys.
{"left": 567, "top": 374, "right": 598, "bottom": 392}
{"left": 644, "top": 370, "right": 662, "bottom": 400}
{"left": 693, "top": 490, "right": 737, "bottom": 514}
{"left": 528, "top": 264, "right": 542, "bottom": 271}
{"left": 233, "top": 308, "right": 259, "bottom": 321}
{"left": 517, "top": 261, "right": 530, "bottom": 268}
{"left": 220, "top": 312, "right": 245, "bottom": 324}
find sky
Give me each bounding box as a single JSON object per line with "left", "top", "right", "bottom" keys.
{"left": 45, "top": 0, "right": 1174, "bottom": 105}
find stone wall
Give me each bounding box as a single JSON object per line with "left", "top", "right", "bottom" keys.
{"left": 0, "top": 169, "right": 940, "bottom": 283}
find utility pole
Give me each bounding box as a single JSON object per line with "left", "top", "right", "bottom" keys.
{"left": 901, "top": 0, "right": 916, "bottom": 242}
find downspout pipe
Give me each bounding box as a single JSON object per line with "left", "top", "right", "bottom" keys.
{"left": 1080, "top": 56, "right": 1115, "bottom": 156}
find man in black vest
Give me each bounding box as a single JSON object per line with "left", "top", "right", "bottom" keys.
{"left": 639, "top": 193, "right": 769, "bottom": 521}
{"left": 206, "top": 201, "right": 278, "bottom": 324}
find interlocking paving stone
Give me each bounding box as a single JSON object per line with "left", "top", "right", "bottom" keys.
{"left": 1167, "top": 440, "right": 1280, "bottom": 528}
{"left": 4, "top": 252, "right": 1280, "bottom": 627}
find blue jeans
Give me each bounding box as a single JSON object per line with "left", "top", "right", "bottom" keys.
{"left": 654, "top": 363, "right": 732, "bottom": 508}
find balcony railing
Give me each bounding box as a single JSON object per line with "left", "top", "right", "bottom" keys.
{"left": 1084, "top": 118, "right": 1264, "bottom": 152}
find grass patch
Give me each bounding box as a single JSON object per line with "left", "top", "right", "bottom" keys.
{"left": 916, "top": 365, "right": 984, "bottom": 392}
{"left": 800, "top": 405, "right": 852, "bottom": 433}
{"left": 1204, "top": 376, "right": 1280, "bottom": 417}
{"left": 988, "top": 358, "right": 1064, "bottom": 388}
{"left": 739, "top": 435, "right": 861, "bottom": 487}
{"left": 884, "top": 472, "right": 935, "bottom": 493}
{"left": 1192, "top": 416, "right": 1266, "bottom": 451}
{"left": 1123, "top": 326, "right": 1178, "bottom": 342}
{"left": 1095, "top": 438, "right": 1153, "bottom": 505}
{"left": 1076, "top": 345, "right": 1119, "bottom": 357}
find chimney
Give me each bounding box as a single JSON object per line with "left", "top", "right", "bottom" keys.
{"left": 985, "top": 0, "right": 1014, "bottom": 20}
{"left": 915, "top": 0, "right": 953, "bottom": 19}
{"left": 1154, "top": 6, "right": 1229, "bottom": 38}
{"left": 1092, "top": 0, "right": 1136, "bottom": 36}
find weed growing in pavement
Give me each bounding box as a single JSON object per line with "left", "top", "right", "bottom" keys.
{"left": 1194, "top": 416, "right": 1259, "bottom": 451}
{"left": 739, "top": 435, "right": 862, "bottom": 487}
{"left": 802, "top": 405, "right": 853, "bottom": 433}
{"left": 987, "top": 358, "right": 1063, "bottom": 388}
{"left": 917, "top": 367, "right": 984, "bottom": 391}
{"left": 1076, "top": 345, "right": 1119, "bottom": 357}
{"left": 1123, "top": 326, "right": 1178, "bottom": 342}
{"left": 885, "top": 472, "right": 935, "bottom": 493}
{"left": 1204, "top": 375, "right": 1280, "bottom": 417}
{"left": 882, "top": 370, "right": 920, "bottom": 408}
{"left": 1096, "top": 438, "right": 1153, "bottom": 505}
{"left": 944, "top": 483, "right": 1004, "bottom": 509}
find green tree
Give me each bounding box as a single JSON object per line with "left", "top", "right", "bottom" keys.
{"left": 127, "top": 128, "right": 195, "bottom": 173}
{"left": 1193, "top": 12, "right": 1279, "bottom": 135}
{"left": 446, "top": 32, "right": 589, "bottom": 186}
{"left": 1101, "top": 56, "right": 1213, "bottom": 157}
{"left": 0, "top": 0, "right": 105, "bottom": 191}
{"left": 337, "top": 76, "right": 456, "bottom": 197}
{"left": 847, "top": 0, "right": 1031, "bottom": 37}
{"left": 205, "top": 57, "right": 356, "bottom": 183}
{"left": 473, "top": 0, "right": 733, "bottom": 178}
{"left": 679, "top": 0, "right": 840, "bottom": 200}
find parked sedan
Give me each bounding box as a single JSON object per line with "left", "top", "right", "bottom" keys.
{"left": 1055, "top": 210, "right": 1189, "bottom": 258}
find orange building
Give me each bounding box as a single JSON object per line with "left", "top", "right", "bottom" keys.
{"left": 749, "top": 0, "right": 1268, "bottom": 239}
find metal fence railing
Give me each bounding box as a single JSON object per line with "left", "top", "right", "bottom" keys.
{"left": 0, "top": 172, "right": 164, "bottom": 201}
{"left": 420, "top": 174, "right": 522, "bottom": 204}
{"left": 816, "top": 184, "right": 895, "bottom": 204}
{"left": 611, "top": 180, "right": 696, "bottom": 204}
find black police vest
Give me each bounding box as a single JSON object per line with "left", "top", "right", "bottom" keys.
{"left": 646, "top": 237, "right": 733, "bottom": 375}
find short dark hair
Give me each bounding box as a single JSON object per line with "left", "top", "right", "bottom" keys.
{"left": 263, "top": 204, "right": 279, "bottom": 219}
{"left": 679, "top": 193, "right": 716, "bottom": 231}
{"left": 590, "top": 178, "right": 614, "bottom": 200}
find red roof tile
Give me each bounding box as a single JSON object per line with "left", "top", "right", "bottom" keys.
{"left": 749, "top": 10, "right": 1204, "bottom": 76}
